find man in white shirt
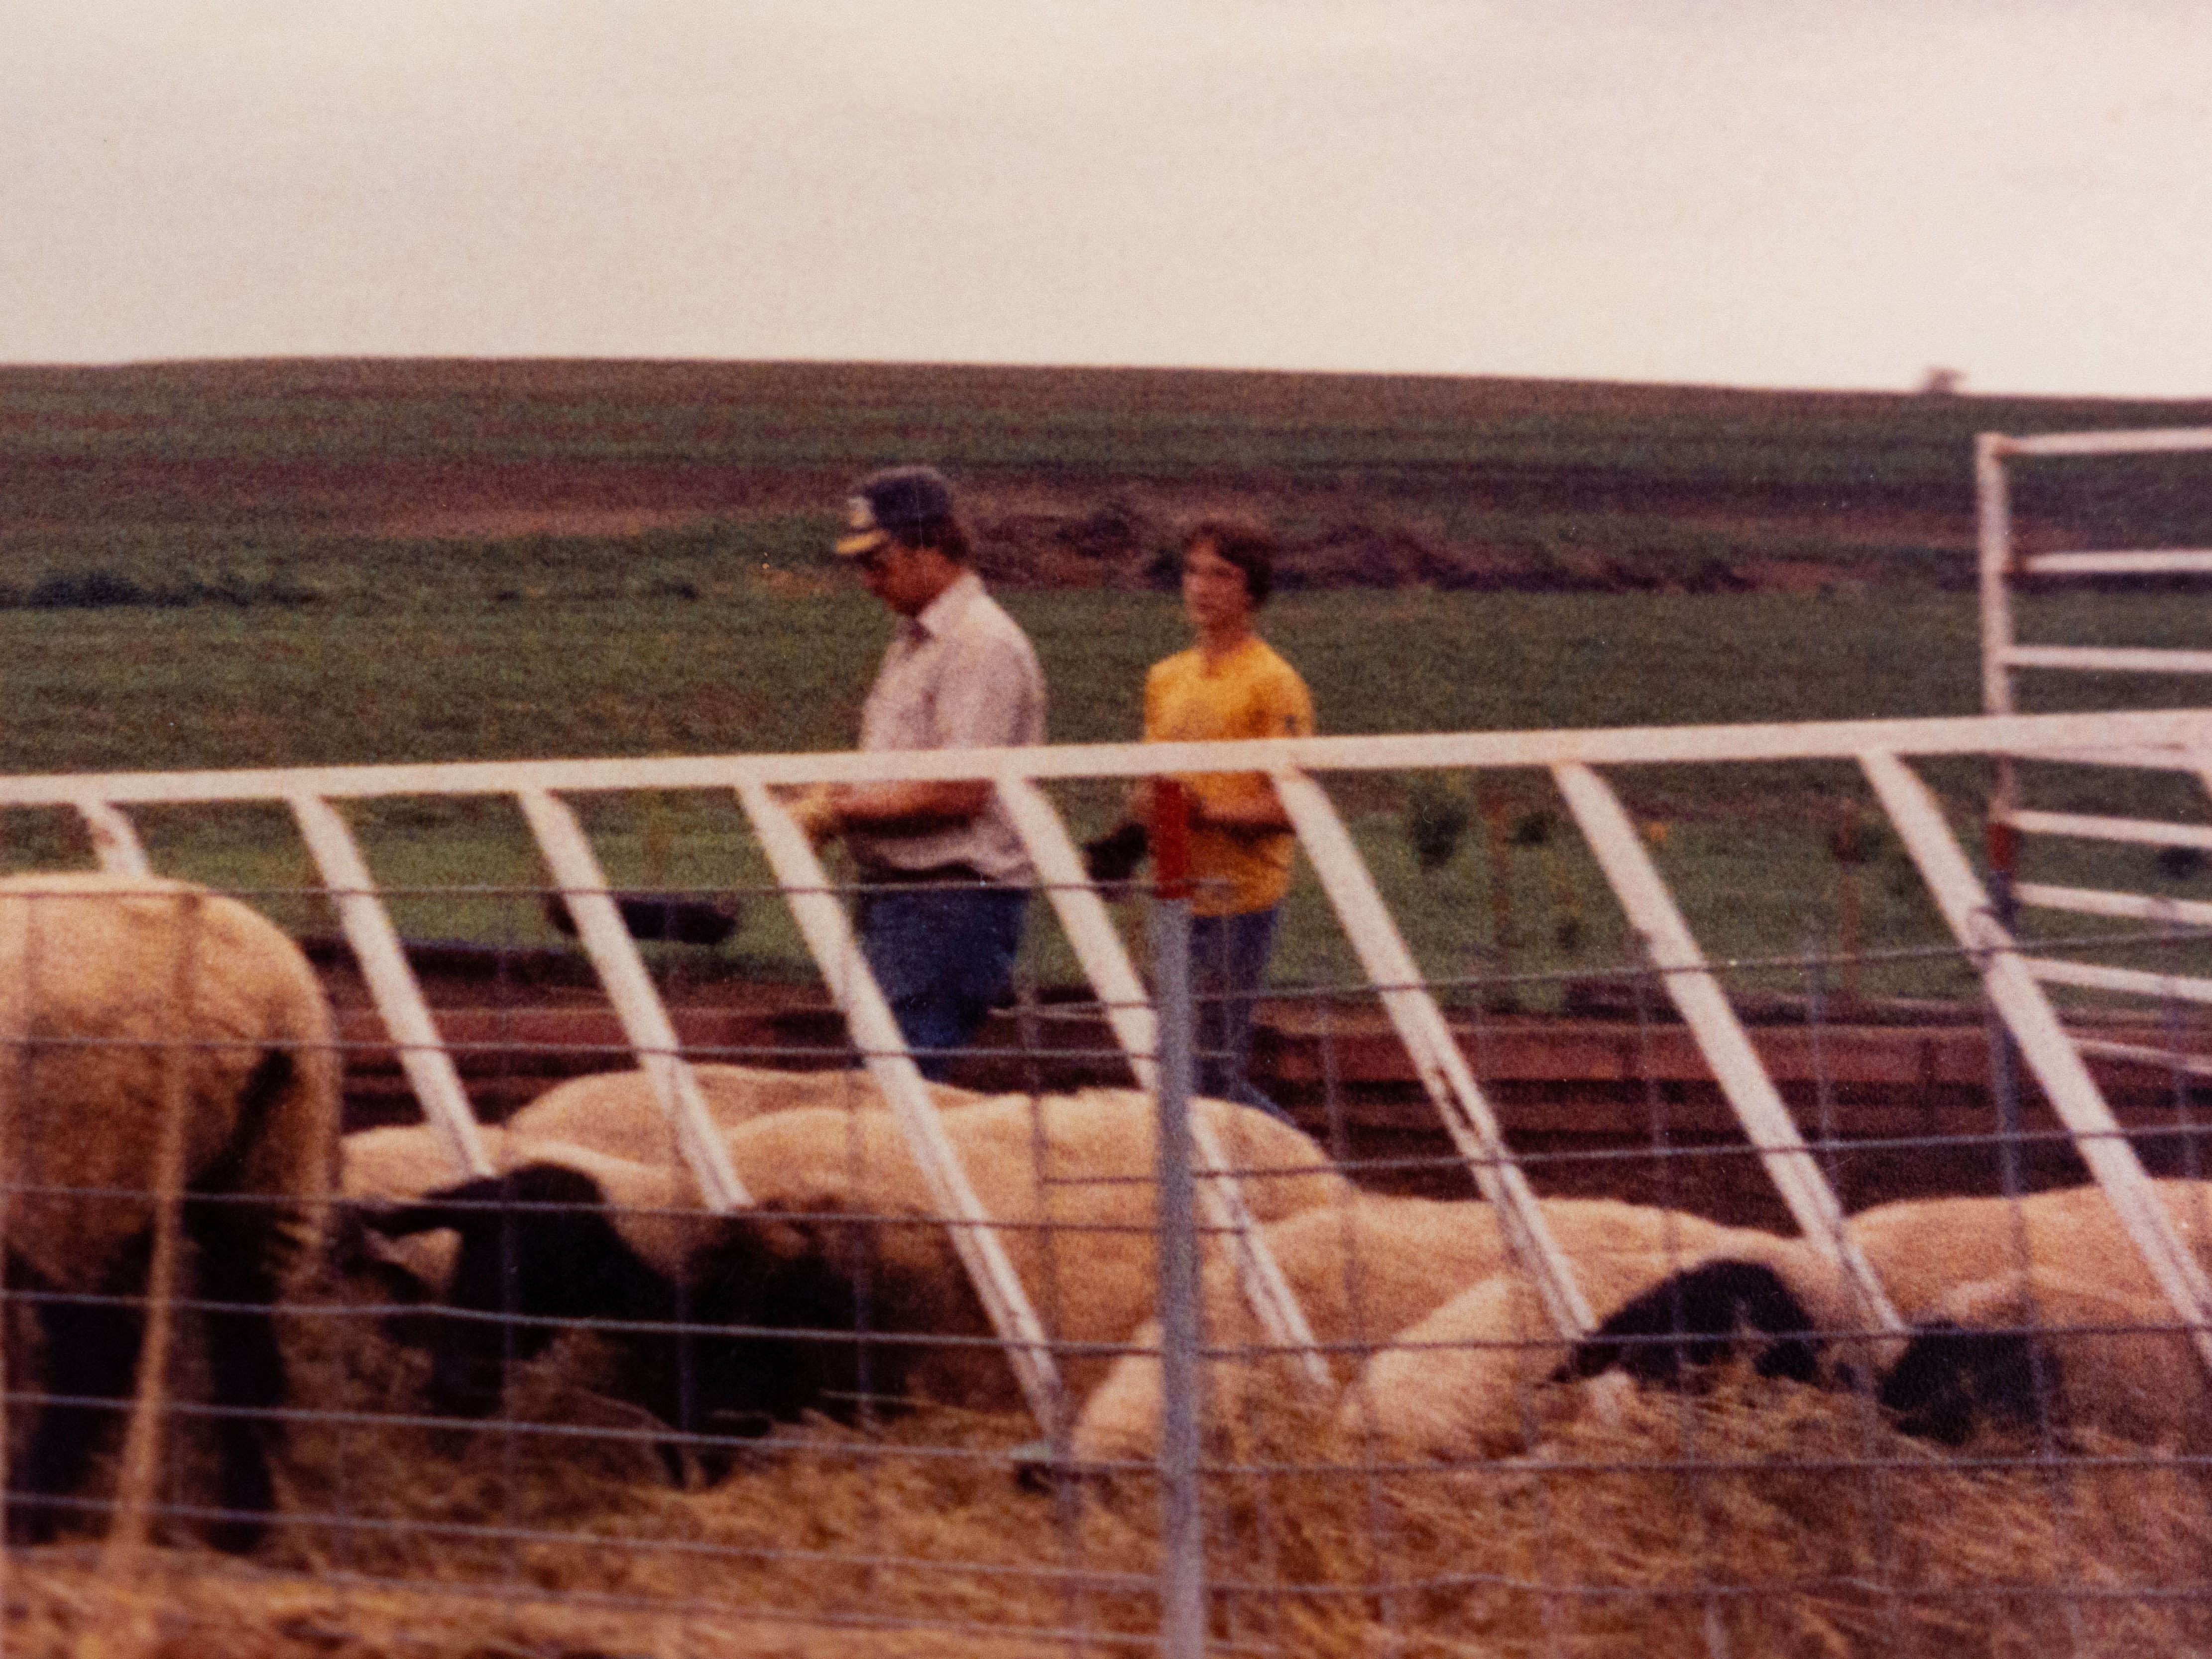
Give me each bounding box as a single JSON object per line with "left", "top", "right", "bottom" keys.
{"left": 793, "top": 467, "right": 1046, "bottom": 1077}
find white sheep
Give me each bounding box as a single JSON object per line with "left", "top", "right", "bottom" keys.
{"left": 501, "top": 1063, "right": 981, "bottom": 1162}
{"left": 0, "top": 872, "right": 340, "bottom": 1551}
{"left": 1848, "top": 1180, "right": 2212, "bottom": 1316}
{"left": 1072, "top": 1194, "right": 1733, "bottom": 1468}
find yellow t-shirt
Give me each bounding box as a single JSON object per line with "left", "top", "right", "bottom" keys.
{"left": 1143, "top": 636, "right": 1314, "bottom": 916}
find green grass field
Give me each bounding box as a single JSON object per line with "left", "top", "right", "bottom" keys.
{"left": 8, "top": 360, "right": 2212, "bottom": 603}
{"left": 6, "top": 357, "right": 2206, "bottom": 1007}
{"left": 3, "top": 581, "right": 2202, "bottom": 1007}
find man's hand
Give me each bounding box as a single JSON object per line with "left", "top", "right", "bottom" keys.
{"left": 782, "top": 785, "right": 844, "bottom": 848}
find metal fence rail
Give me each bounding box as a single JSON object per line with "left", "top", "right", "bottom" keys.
{"left": 6, "top": 706, "right": 2212, "bottom": 1394}
{"left": 4, "top": 704, "right": 2212, "bottom": 1655}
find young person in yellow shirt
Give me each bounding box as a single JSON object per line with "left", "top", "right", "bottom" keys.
{"left": 1089, "top": 519, "right": 1313, "bottom": 1119}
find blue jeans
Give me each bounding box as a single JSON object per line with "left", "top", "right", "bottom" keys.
{"left": 1190, "top": 907, "right": 1287, "bottom": 1121}
{"left": 856, "top": 885, "right": 1028, "bottom": 1080}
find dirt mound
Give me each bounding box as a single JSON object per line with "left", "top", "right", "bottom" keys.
{"left": 969, "top": 506, "right": 1818, "bottom": 595}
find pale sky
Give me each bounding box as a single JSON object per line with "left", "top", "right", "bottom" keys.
{"left": 7, "top": 1, "right": 2208, "bottom": 396}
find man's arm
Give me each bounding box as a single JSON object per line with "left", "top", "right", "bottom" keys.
{"left": 801, "top": 620, "right": 1035, "bottom": 841}
{"left": 814, "top": 778, "right": 993, "bottom": 838}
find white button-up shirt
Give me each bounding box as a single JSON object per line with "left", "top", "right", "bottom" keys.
{"left": 851, "top": 571, "right": 1046, "bottom": 883}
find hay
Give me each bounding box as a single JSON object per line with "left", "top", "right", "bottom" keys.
{"left": 1173, "top": 1369, "right": 2212, "bottom": 1659}
{"left": 14, "top": 1293, "right": 2212, "bottom": 1657}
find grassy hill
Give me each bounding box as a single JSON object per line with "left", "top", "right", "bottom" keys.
{"left": 6, "top": 359, "right": 2211, "bottom": 603}
{"left": 2, "top": 359, "right": 2204, "bottom": 999}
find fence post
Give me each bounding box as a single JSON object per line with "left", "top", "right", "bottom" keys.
{"left": 1152, "top": 779, "right": 1205, "bottom": 1659}
{"left": 1984, "top": 811, "right": 2027, "bottom": 1204}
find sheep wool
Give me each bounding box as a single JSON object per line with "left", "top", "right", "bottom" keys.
{"left": 503, "top": 1064, "right": 984, "bottom": 1166}
{"left": 704, "top": 1088, "right": 1350, "bottom": 1411}
{"left": 1849, "top": 1180, "right": 2212, "bottom": 1318}
{"left": 0, "top": 872, "right": 339, "bottom": 1295}
{"left": 1071, "top": 1194, "right": 1734, "bottom": 1467}
{"left": 0, "top": 871, "right": 340, "bottom": 1550}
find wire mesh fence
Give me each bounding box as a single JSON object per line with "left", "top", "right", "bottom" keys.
{"left": 1, "top": 822, "right": 2210, "bottom": 1659}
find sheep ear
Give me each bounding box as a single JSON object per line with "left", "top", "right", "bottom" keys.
{"left": 363, "top": 1175, "right": 510, "bottom": 1239}
{"left": 364, "top": 1164, "right": 599, "bottom": 1239}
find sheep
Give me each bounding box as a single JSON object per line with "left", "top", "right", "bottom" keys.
{"left": 1876, "top": 1267, "right": 2211, "bottom": 1452}
{"left": 1348, "top": 1227, "right": 1868, "bottom": 1464}
{"left": 1438, "top": 1179, "right": 2212, "bottom": 1459}
{"left": 368, "top": 1137, "right": 727, "bottom": 1481}
{"left": 1848, "top": 1183, "right": 2212, "bottom": 1449}
{"left": 1071, "top": 1194, "right": 1733, "bottom": 1468}
{"left": 335, "top": 1065, "right": 979, "bottom": 1302}
{"left": 367, "top": 1088, "right": 1347, "bottom": 1471}
{"left": 336, "top": 1121, "right": 511, "bottom": 1305}
{"left": 676, "top": 1088, "right": 1347, "bottom": 1416}
{"left": 0, "top": 872, "right": 340, "bottom": 1552}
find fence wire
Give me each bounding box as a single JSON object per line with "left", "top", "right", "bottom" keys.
{"left": 0, "top": 858, "right": 2208, "bottom": 1659}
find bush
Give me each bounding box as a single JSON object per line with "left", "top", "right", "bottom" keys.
{"left": 1404, "top": 775, "right": 1473, "bottom": 871}
{"left": 25, "top": 568, "right": 152, "bottom": 609}
{"left": 4, "top": 569, "right": 321, "bottom": 611}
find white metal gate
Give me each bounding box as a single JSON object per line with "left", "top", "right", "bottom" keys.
{"left": 9, "top": 702, "right": 2212, "bottom": 1425}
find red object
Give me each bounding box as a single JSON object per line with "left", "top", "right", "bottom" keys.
{"left": 1984, "top": 813, "right": 2018, "bottom": 876}
{"left": 1152, "top": 779, "right": 1193, "bottom": 901}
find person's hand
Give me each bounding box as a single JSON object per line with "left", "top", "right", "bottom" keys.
{"left": 781, "top": 785, "right": 844, "bottom": 848}
{"left": 1081, "top": 821, "right": 1149, "bottom": 884}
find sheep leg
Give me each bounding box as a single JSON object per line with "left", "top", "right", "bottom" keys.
{"left": 186, "top": 1203, "right": 288, "bottom": 1553}
{"left": 13, "top": 1258, "right": 151, "bottom": 1544}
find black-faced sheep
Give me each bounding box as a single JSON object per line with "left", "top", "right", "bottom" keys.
{"left": 1510, "top": 1181, "right": 2212, "bottom": 1457}
{"left": 369, "top": 1088, "right": 1347, "bottom": 1470}
{"left": 1071, "top": 1194, "right": 1734, "bottom": 1467}
{"left": 1847, "top": 1183, "right": 2212, "bottom": 1448}
{"left": 336, "top": 1065, "right": 980, "bottom": 1303}
{"left": 368, "top": 1138, "right": 727, "bottom": 1482}
{"left": 1350, "top": 1227, "right": 1868, "bottom": 1462}
{"left": 337, "top": 1121, "right": 511, "bottom": 1306}
{"left": 1876, "top": 1267, "right": 2210, "bottom": 1451}
{"left": 0, "top": 872, "right": 340, "bottom": 1551}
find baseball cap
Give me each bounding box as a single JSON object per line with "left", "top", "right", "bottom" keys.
{"left": 834, "top": 466, "right": 957, "bottom": 557}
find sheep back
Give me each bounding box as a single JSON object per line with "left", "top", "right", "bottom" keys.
{"left": 708, "top": 1088, "right": 1348, "bottom": 1410}
{"left": 0, "top": 872, "right": 339, "bottom": 1296}
{"left": 503, "top": 1064, "right": 982, "bottom": 1166}
{"left": 1849, "top": 1180, "right": 2212, "bottom": 1318}
{"left": 1071, "top": 1195, "right": 1732, "bottom": 1466}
